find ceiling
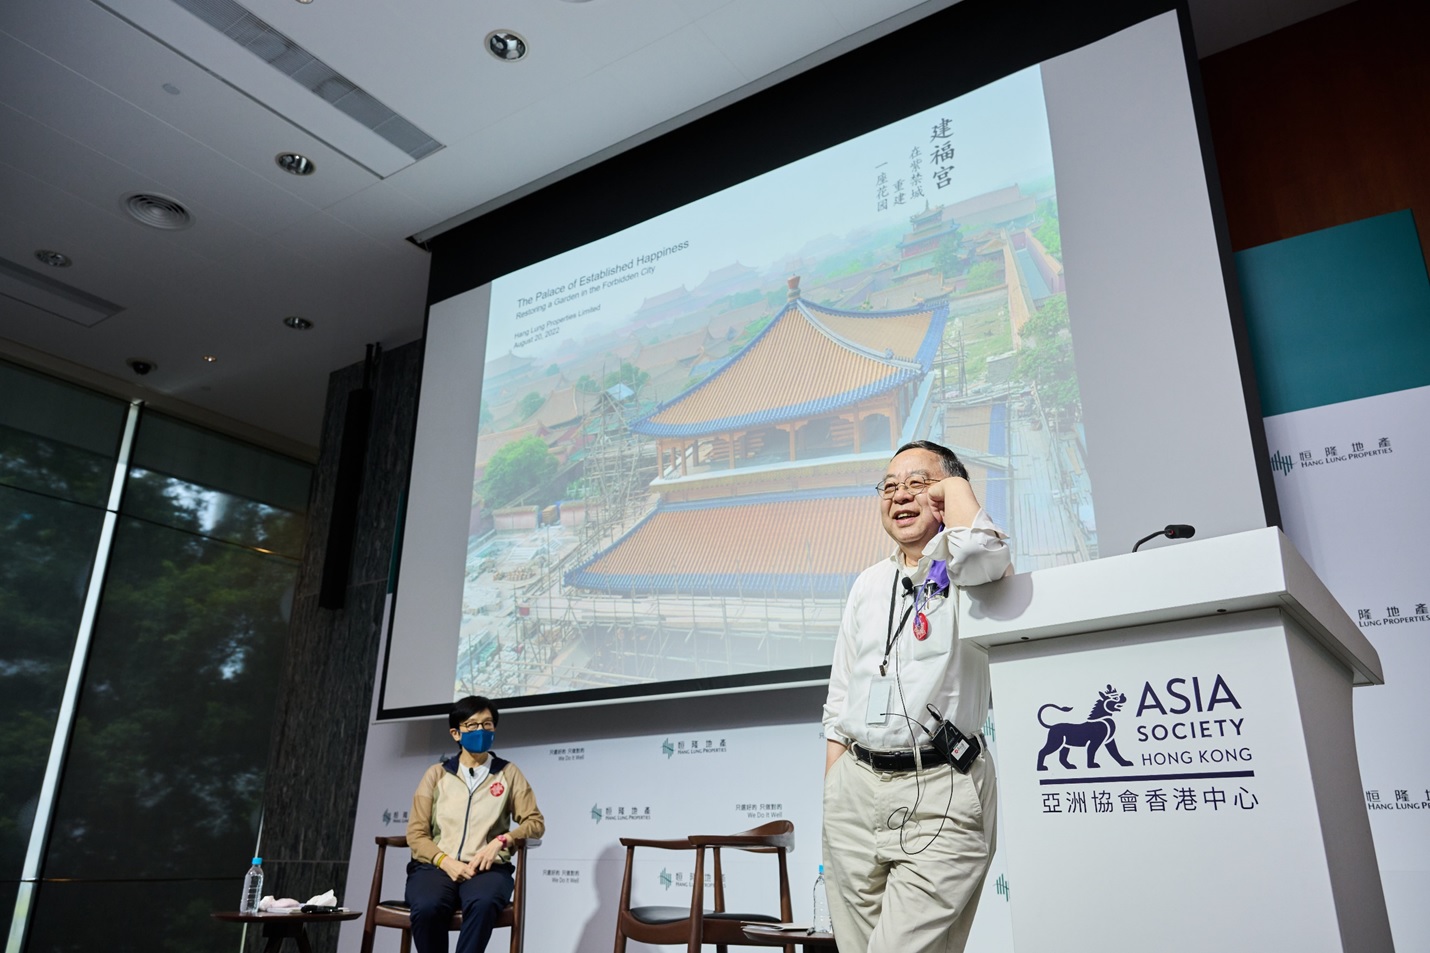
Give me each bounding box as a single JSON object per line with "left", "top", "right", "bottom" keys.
{"left": 0, "top": 0, "right": 1352, "bottom": 458}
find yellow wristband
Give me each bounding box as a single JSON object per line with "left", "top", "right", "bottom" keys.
{"left": 434, "top": 852, "right": 446, "bottom": 867}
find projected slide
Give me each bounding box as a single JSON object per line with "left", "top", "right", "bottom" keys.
{"left": 449, "top": 67, "right": 1094, "bottom": 700}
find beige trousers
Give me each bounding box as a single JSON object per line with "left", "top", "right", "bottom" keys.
{"left": 821, "top": 749, "right": 997, "bottom": 953}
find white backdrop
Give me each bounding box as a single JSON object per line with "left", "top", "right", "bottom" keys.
{"left": 337, "top": 703, "right": 1018, "bottom": 953}
{"left": 336, "top": 666, "right": 1029, "bottom": 950}
{"left": 1264, "top": 384, "right": 1430, "bottom": 951}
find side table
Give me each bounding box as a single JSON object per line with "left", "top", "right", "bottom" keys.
{"left": 741, "top": 923, "right": 838, "bottom": 949}
{"left": 211, "top": 910, "right": 361, "bottom": 953}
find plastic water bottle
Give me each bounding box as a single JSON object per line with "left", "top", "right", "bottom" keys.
{"left": 812, "top": 864, "right": 832, "bottom": 934}
{"left": 240, "top": 857, "right": 264, "bottom": 914}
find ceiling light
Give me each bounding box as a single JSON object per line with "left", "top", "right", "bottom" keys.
{"left": 486, "top": 31, "right": 528, "bottom": 62}
{"left": 295, "top": 0, "right": 313, "bottom": 4}
{"left": 283, "top": 315, "right": 314, "bottom": 330}
{"left": 276, "top": 152, "right": 316, "bottom": 176}
{"left": 162, "top": 83, "right": 181, "bottom": 95}
{"left": 123, "top": 193, "right": 194, "bottom": 230}
{"left": 202, "top": 354, "right": 218, "bottom": 363}
{"left": 35, "top": 250, "right": 72, "bottom": 268}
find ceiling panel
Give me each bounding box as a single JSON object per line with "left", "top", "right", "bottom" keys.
{"left": 100, "top": 0, "right": 422, "bottom": 175}
{"left": 693, "top": 0, "right": 851, "bottom": 81}
{"left": 0, "top": 0, "right": 1357, "bottom": 451}
{"left": 0, "top": 0, "right": 382, "bottom": 208}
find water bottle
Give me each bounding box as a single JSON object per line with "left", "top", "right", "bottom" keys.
{"left": 240, "top": 857, "right": 264, "bottom": 914}
{"left": 811, "top": 864, "right": 832, "bottom": 934}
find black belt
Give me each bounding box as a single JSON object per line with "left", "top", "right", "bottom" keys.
{"left": 850, "top": 743, "right": 945, "bottom": 773}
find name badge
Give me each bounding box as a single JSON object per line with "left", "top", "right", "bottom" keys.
{"left": 866, "top": 677, "right": 892, "bottom": 725}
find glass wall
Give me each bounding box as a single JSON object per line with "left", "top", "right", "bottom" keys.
{"left": 0, "top": 364, "right": 129, "bottom": 928}
{"left": 0, "top": 362, "right": 311, "bottom": 953}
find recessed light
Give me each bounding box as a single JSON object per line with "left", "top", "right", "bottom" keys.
{"left": 276, "top": 152, "right": 316, "bottom": 176}
{"left": 295, "top": 0, "right": 313, "bottom": 4}
{"left": 35, "top": 249, "right": 72, "bottom": 268}
{"left": 162, "top": 83, "right": 181, "bottom": 95}
{"left": 486, "top": 30, "right": 528, "bottom": 62}
{"left": 202, "top": 354, "right": 218, "bottom": 363}
{"left": 283, "top": 315, "right": 314, "bottom": 330}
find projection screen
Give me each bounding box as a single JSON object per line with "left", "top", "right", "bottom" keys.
{"left": 378, "top": 2, "right": 1275, "bottom": 718}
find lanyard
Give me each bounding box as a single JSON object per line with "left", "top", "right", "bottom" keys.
{"left": 881, "top": 568, "right": 914, "bottom": 676}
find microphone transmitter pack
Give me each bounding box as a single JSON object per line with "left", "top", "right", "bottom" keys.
{"left": 926, "top": 705, "right": 979, "bottom": 773}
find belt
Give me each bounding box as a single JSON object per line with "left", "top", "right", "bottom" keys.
{"left": 850, "top": 743, "right": 945, "bottom": 773}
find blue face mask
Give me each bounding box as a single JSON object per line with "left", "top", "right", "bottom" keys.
{"left": 459, "top": 729, "right": 495, "bottom": 754}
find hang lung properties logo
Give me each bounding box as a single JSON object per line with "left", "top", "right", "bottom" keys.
{"left": 1270, "top": 450, "right": 1294, "bottom": 476}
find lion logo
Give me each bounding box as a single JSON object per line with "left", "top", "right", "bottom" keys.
{"left": 1036, "top": 684, "right": 1136, "bottom": 771}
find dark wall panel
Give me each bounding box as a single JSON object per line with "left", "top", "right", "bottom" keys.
{"left": 255, "top": 341, "right": 422, "bottom": 948}
{"left": 1200, "top": 0, "right": 1430, "bottom": 260}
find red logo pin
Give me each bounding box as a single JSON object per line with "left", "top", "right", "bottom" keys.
{"left": 913, "top": 612, "right": 929, "bottom": 641}
{"left": 490, "top": 782, "right": 505, "bottom": 797}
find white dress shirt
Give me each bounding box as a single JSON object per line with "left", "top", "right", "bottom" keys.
{"left": 823, "top": 509, "right": 1011, "bottom": 751}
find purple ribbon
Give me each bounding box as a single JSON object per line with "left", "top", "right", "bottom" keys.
{"left": 926, "top": 559, "right": 949, "bottom": 594}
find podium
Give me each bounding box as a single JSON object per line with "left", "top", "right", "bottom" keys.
{"left": 960, "top": 527, "right": 1391, "bottom": 952}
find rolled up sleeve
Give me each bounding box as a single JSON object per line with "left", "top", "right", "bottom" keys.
{"left": 926, "top": 509, "right": 1011, "bottom": 587}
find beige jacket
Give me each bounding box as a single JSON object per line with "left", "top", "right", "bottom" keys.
{"left": 406, "top": 754, "right": 545, "bottom": 865}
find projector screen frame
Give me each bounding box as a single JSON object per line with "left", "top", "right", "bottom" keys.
{"left": 379, "top": 0, "right": 1279, "bottom": 721}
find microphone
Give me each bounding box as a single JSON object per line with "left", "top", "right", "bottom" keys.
{"left": 1133, "top": 524, "right": 1196, "bottom": 553}
{"left": 902, "top": 576, "right": 914, "bottom": 596}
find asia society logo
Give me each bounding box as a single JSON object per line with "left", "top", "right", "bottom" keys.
{"left": 1270, "top": 451, "right": 1294, "bottom": 477}
{"left": 1035, "top": 684, "right": 1135, "bottom": 771}
{"left": 1035, "top": 676, "right": 1249, "bottom": 773}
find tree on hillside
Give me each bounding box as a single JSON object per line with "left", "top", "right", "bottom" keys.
{"left": 603, "top": 362, "right": 649, "bottom": 392}
{"left": 1016, "top": 293, "right": 1080, "bottom": 422}
{"left": 1034, "top": 198, "right": 1062, "bottom": 259}
{"left": 964, "top": 260, "right": 1001, "bottom": 292}
{"left": 481, "top": 435, "right": 558, "bottom": 508}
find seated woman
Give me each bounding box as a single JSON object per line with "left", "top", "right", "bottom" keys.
{"left": 405, "top": 695, "right": 545, "bottom": 953}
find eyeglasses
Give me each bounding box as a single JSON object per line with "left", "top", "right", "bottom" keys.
{"left": 874, "top": 477, "right": 935, "bottom": 499}
{"left": 458, "top": 719, "right": 495, "bottom": 732}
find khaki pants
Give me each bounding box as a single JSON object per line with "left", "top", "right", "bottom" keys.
{"left": 821, "top": 749, "right": 997, "bottom": 953}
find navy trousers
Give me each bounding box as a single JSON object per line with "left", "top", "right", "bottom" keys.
{"left": 405, "top": 861, "right": 515, "bottom": 953}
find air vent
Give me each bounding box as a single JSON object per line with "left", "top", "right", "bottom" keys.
{"left": 171, "top": 0, "right": 443, "bottom": 161}
{"left": 0, "top": 256, "right": 125, "bottom": 327}
{"left": 123, "top": 193, "right": 195, "bottom": 230}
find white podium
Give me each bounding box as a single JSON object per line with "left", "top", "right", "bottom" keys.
{"left": 960, "top": 527, "right": 1391, "bottom": 953}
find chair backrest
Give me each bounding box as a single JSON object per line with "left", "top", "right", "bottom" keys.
{"left": 613, "top": 821, "right": 796, "bottom": 953}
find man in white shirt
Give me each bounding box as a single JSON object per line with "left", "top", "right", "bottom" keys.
{"left": 822, "top": 440, "right": 1012, "bottom": 953}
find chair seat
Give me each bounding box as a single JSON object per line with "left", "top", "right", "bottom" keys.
{"left": 630, "top": 906, "right": 713, "bottom": 925}
{"left": 628, "top": 907, "right": 779, "bottom": 926}
{"left": 707, "top": 912, "right": 778, "bottom": 923}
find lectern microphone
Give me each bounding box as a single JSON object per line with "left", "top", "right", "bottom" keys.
{"left": 1132, "top": 523, "right": 1196, "bottom": 552}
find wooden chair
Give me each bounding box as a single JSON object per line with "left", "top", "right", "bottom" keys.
{"left": 359, "top": 835, "right": 526, "bottom": 953}
{"left": 613, "top": 820, "right": 795, "bottom": 953}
